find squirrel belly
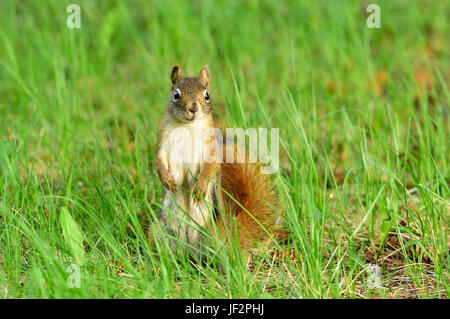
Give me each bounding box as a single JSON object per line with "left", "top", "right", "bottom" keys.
{"left": 155, "top": 114, "right": 219, "bottom": 256}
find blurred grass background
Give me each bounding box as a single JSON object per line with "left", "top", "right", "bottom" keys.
{"left": 0, "top": 0, "right": 448, "bottom": 298}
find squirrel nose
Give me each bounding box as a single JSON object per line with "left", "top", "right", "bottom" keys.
{"left": 188, "top": 102, "right": 199, "bottom": 113}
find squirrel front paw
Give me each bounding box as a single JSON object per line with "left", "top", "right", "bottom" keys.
{"left": 192, "top": 178, "right": 208, "bottom": 204}
{"left": 157, "top": 167, "right": 177, "bottom": 192}
{"left": 161, "top": 175, "right": 177, "bottom": 192}
{"left": 155, "top": 157, "right": 177, "bottom": 192}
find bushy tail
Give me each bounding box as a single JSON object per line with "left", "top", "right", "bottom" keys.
{"left": 218, "top": 141, "right": 282, "bottom": 249}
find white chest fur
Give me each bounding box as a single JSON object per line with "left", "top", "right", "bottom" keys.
{"left": 157, "top": 119, "right": 215, "bottom": 255}
{"left": 160, "top": 122, "right": 204, "bottom": 185}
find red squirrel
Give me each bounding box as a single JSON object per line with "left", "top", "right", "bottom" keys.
{"left": 149, "top": 65, "right": 282, "bottom": 261}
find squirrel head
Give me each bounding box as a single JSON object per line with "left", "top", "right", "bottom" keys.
{"left": 167, "top": 65, "right": 212, "bottom": 122}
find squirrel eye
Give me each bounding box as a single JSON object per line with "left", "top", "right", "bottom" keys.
{"left": 204, "top": 91, "right": 210, "bottom": 102}
{"left": 173, "top": 89, "right": 180, "bottom": 101}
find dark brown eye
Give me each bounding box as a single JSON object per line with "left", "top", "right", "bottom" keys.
{"left": 204, "top": 91, "right": 210, "bottom": 102}
{"left": 173, "top": 89, "right": 180, "bottom": 101}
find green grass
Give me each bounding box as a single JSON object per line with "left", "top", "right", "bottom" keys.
{"left": 0, "top": 0, "right": 448, "bottom": 298}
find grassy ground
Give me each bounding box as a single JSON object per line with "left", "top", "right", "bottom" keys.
{"left": 0, "top": 0, "right": 448, "bottom": 298}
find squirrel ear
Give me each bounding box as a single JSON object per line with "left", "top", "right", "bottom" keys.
{"left": 171, "top": 65, "right": 184, "bottom": 89}
{"left": 198, "top": 65, "right": 210, "bottom": 90}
